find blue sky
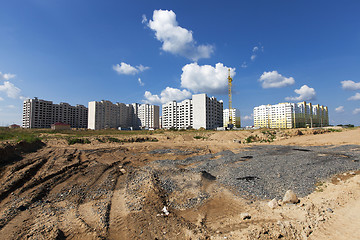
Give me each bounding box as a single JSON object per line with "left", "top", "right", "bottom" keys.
{"left": 1, "top": 0, "right": 360, "bottom": 126}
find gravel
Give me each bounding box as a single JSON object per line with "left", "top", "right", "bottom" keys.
{"left": 148, "top": 145, "right": 360, "bottom": 200}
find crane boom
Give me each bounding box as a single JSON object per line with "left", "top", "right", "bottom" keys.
{"left": 228, "top": 69, "right": 233, "bottom": 126}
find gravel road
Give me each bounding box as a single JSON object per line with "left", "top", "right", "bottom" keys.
{"left": 149, "top": 145, "right": 360, "bottom": 200}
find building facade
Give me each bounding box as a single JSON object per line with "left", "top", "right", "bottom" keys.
{"left": 162, "top": 93, "right": 223, "bottom": 130}
{"left": 88, "top": 100, "right": 159, "bottom": 130}
{"left": 253, "top": 101, "right": 328, "bottom": 129}
{"left": 223, "top": 108, "right": 241, "bottom": 128}
{"left": 23, "top": 98, "right": 88, "bottom": 128}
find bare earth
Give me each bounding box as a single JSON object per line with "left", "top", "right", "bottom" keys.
{"left": 0, "top": 127, "right": 359, "bottom": 239}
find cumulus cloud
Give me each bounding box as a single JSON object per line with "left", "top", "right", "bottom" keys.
{"left": 241, "top": 62, "right": 248, "bottom": 68}
{"left": 144, "top": 87, "right": 192, "bottom": 105}
{"left": 181, "top": 62, "right": 235, "bottom": 94}
{"left": 335, "top": 106, "right": 344, "bottom": 113}
{"left": 0, "top": 72, "right": 16, "bottom": 80}
{"left": 138, "top": 78, "right": 144, "bottom": 86}
{"left": 113, "top": 62, "right": 149, "bottom": 75}
{"left": 147, "top": 9, "right": 214, "bottom": 61}
{"left": 259, "top": 71, "right": 295, "bottom": 88}
{"left": 353, "top": 108, "right": 360, "bottom": 114}
{"left": 243, "top": 114, "right": 253, "bottom": 121}
{"left": 250, "top": 54, "right": 256, "bottom": 61}
{"left": 341, "top": 80, "right": 360, "bottom": 90}
{"left": 285, "top": 85, "right": 316, "bottom": 101}
{"left": 0, "top": 81, "right": 21, "bottom": 99}
{"left": 348, "top": 92, "right": 360, "bottom": 101}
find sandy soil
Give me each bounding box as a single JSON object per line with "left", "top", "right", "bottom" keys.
{"left": 0, "top": 127, "right": 359, "bottom": 239}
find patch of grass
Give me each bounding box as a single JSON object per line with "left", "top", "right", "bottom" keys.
{"left": 327, "top": 128, "right": 342, "bottom": 132}
{"left": 194, "top": 135, "right": 206, "bottom": 140}
{"left": 17, "top": 135, "right": 41, "bottom": 143}
{"left": 67, "top": 138, "right": 91, "bottom": 145}
{"left": 107, "top": 137, "right": 121, "bottom": 143}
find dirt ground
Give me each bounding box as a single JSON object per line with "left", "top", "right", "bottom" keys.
{"left": 0, "top": 127, "right": 359, "bottom": 239}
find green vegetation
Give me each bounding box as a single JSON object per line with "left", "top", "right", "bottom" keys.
{"left": 244, "top": 135, "right": 257, "bottom": 143}
{"left": 327, "top": 128, "right": 342, "bottom": 132}
{"left": 194, "top": 135, "right": 206, "bottom": 139}
{"left": 67, "top": 138, "right": 91, "bottom": 145}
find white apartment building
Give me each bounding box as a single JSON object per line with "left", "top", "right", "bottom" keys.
{"left": 162, "top": 99, "right": 192, "bottom": 129}
{"left": 22, "top": 98, "right": 88, "bottom": 128}
{"left": 223, "top": 108, "right": 241, "bottom": 128}
{"left": 162, "top": 93, "right": 223, "bottom": 130}
{"left": 253, "top": 101, "right": 328, "bottom": 129}
{"left": 88, "top": 100, "right": 159, "bottom": 130}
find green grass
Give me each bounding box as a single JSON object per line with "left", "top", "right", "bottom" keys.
{"left": 67, "top": 138, "right": 91, "bottom": 145}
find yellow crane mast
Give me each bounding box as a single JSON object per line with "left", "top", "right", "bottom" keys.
{"left": 228, "top": 69, "right": 233, "bottom": 127}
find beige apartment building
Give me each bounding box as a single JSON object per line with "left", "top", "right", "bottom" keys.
{"left": 88, "top": 100, "right": 159, "bottom": 130}
{"left": 22, "top": 98, "right": 88, "bottom": 128}
{"left": 253, "top": 101, "right": 328, "bottom": 129}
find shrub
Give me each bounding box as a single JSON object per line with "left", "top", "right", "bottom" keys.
{"left": 67, "top": 138, "right": 91, "bottom": 145}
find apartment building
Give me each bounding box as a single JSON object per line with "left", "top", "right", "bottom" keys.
{"left": 88, "top": 100, "right": 159, "bottom": 130}
{"left": 253, "top": 101, "right": 328, "bottom": 129}
{"left": 22, "top": 98, "right": 88, "bottom": 128}
{"left": 162, "top": 93, "right": 223, "bottom": 130}
{"left": 223, "top": 108, "right": 241, "bottom": 128}
{"left": 162, "top": 99, "right": 192, "bottom": 129}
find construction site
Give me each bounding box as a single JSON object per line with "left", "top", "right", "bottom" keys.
{"left": 0, "top": 127, "right": 359, "bottom": 239}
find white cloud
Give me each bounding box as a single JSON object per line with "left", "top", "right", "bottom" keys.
{"left": 138, "top": 78, "right": 144, "bottom": 86}
{"left": 7, "top": 105, "right": 16, "bottom": 109}
{"left": 0, "top": 72, "right": 16, "bottom": 80}
{"left": 259, "top": 71, "right": 295, "bottom": 88}
{"left": 241, "top": 62, "right": 247, "bottom": 68}
{"left": 0, "top": 81, "right": 21, "bottom": 99}
{"left": 144, "top": 87, "right": 192, "bottom": 105}
{"left": 141, "top": 14, "right": 147, "bottom": 24}
{"left": 0, "top": 97, "right": 3, "bottom": 101}
{"left": 353, "top": 108, "right": 360, "bottom": 114}
{"left": 285, "top": 85, "right": 316, "bottom": 101}
{"left": 147, "top": 9, "right": 213, "bottom": 61}
{"left": 243, "top": 114, "right": 253, "bottom": 121}
{"left": 136, "top": 64, "right": 150, "bottom": 72}
{"left": 341, "top": 80, "right": 360, "bottom": 90}
{"left": 348, "top": 92, "right": 360, "bottom": 101}
{"left": 253, "top": 46, "right": 259, "bottom": 52}
{"left": 250, "top": 54, "right": 256, "bottom": 61}
{"left": 181, "top": 62, "right": 235, "bottom": 94}
{"left": 113, "top": 62, "right": 149, "bottom": 75}
{"left": 335, "top": 106, "right": 344, "bottom": 113}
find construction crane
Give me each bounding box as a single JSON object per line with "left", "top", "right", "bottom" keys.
{"left": 227, "top": 69, "right": 233, "bottom": 128}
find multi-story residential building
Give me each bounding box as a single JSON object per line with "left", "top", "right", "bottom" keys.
{"left": 138, "top": 104, "right": 160, "bottom": 129}
{"left": 253, "top": 101, "right": 328, "bottom": 129}
{"left": 162, "top": 99, "right": 193, "bottom": 129}
{"left": 162, "top": 93, "right": 223, "bottom": 130}
{"left": 22, "top": 98, "right": 88, "bottom": 128}
{"left": 223, "top": 108, "right": 241, "bottom": 128}
{"left": 88, "top": 100, "right": 159, "bottom": 130}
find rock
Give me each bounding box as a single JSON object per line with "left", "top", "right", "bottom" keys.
{"left": 349, "top": 171, "right": 356, "bottom": 175}
{"left": 326, "top": 208, "right": 333, "bottom": 213}
{"left": 268, "top": 198, "right": 279, "bottom": 209}
{"left": 282, "top": 190, "right": 299, "bottom": 204}
{"left": 241, "top": 212, "right": 251, "bottom": 220}
{"left": 119, "top": 168, "right": 126, "bottom": 174}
